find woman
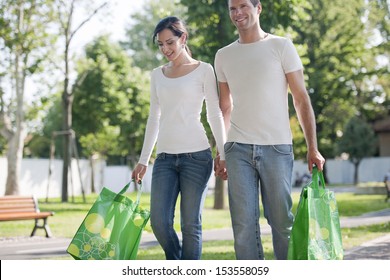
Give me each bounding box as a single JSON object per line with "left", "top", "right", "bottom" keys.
{"left": 131, "top": 16, "right": 226, "bottom": 260}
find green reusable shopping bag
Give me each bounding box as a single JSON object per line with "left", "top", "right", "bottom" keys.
{"left": 288, "top": 167, "right": 343, "bottom": 260}
{"left": 67, "top": 180, "right": 150, "bottom": 260}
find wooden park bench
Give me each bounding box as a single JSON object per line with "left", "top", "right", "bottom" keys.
{"left": 0, "top": 196, "right": 54, "bottom": 238}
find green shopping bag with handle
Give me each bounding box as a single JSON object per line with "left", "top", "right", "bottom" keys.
{"left": 67, "top": 180, "right": 150, "bottom": 260}
{"left": 288, "top": 167, "right": 343, "bottom": 260}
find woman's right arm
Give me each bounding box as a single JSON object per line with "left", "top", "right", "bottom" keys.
{"left": 131, "top": 70, "right": 160, "bottom": 182}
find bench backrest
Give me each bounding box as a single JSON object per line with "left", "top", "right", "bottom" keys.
{"left": 0, "top": 196, "right": 40, "bottom": 214}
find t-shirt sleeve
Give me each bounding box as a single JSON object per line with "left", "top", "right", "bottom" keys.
{"left": 282, "top": 38, "right": 303, "bottom": 74}
{"left": 214, "top": 50, "right": 227, "bottom": 83}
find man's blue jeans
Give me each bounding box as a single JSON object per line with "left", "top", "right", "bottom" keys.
{"left": 225, "top": 142, "right": 294, "bottom": 260}
{"left": 150, "top": 148, "right": 212, "bottom": 260}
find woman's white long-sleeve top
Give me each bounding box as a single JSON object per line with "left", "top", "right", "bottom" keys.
{"left": 138, "top": 62, "right": 226, "bottom": 166}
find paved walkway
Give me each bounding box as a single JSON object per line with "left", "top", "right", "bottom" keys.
{"left": 1, "top": 208, "right": 389, "bottom": 260}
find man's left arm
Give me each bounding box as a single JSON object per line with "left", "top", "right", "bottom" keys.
{"left": 286, "top": 69, "right": 325, "bottom": 172}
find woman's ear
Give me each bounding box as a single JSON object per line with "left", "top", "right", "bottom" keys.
{"left": 180, "top": 33, "right": 187, "bottom": 45}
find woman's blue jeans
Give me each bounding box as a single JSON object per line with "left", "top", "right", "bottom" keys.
{"left": 225, "top": 142, "right": 294, "bottom": 260}
{"left": 150, "top": 148, "right": 212, "bottom": 260}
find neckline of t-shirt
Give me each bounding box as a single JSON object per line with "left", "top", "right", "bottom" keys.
{"left": 160, "top": 61, "right": 203, "bottom": 80}
{"left": 236, "top": 34, "right": 273, "bottom": 46}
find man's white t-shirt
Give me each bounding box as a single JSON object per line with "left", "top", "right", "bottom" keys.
{"left": 138, "top": 62, "right": 226, "bottom": 166}
{"left": 214, "top": 34, "right": 303, "bottom": 145}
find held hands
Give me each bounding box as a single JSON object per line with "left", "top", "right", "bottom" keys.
{"left": 131, "top": 163, "right": 147, "bottom": 184}
{"left": 214, "top": 156, "right": 228, "bottom": 180}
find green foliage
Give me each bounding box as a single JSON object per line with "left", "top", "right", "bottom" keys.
{"left": 292, "top": 0, "right": 387, "bottom": 157}
{"left": 0, "top": 0, "right": 58, "bottom": 123}
{"left": 260, "top": 0, "right": 310, "bottom": 31}
{"left": 0, "top": 0, "right": 56, "bottom": 60}
{"left": 121, "top": 0, "right": 186, "bottom": 71}
{"left": 122, "top": 0, "right": 387, "bottom": 161}
{"left": 72, "top": 36, "right": 150, "bottom": 165}
{"left": 179, "top": 0, "right": 308, "bottom": 63}
{"left": 4, "top": 0, "right": 387, "bottom": 165}
{"left": 336, "top": 116, "right": 377, "bottom": 164}
{"left": 24, "top": 134, "right": 51, "bottom": 157}
{"left": 78, "top": 126, "right": 121, "bottom": 158}
{"left": 179, "top": 0, "right": 236, "bottom": 63}
{"left": 365, "top": 0, "right": 390, "bottom": 117}
{"left": 0, "top": 136, "right": 6, "bottom": 156}
{"left": 23, "top": 93, "right": 64, "bottom": 158}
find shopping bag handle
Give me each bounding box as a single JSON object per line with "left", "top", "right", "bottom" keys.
{"left": 312, "top": 166, "right": 326, "bottom": 190}
{"left": 118, "top": 180, "right": 143, "bottom": 206}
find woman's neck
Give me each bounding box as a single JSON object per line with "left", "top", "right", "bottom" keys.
{"left": 170, "top": 52, "right": 196, "bottom": 68}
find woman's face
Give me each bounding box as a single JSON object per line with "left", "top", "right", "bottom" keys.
{"left": 156, "top": 28, "right": 185, "bottom": 62}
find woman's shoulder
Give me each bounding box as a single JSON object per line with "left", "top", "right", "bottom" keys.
{"left": 152, "top": 65, "right": 164, "bottom": 72}
{"left": 198, "top": 61, "right": 214, "bottom": 71}
{"left": 150, "top": 65, "right": 164, "bottom": 78}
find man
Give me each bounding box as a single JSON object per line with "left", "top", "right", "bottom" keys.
{"left": 214, "top": 0, "right": 325, "bottom": 260}
{"left": 384, "top": 170, "right": 390, "bottom": 201}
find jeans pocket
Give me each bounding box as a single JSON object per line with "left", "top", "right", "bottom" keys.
{"left": 189, "top": 149, "right": 211, "bottom": 163}
{"left": 224, "top": 142, "right": 236, "bottom": 154}
{"left": 272, "top": 144, "right": 293, "bottom": 155}
{"left": 155, "top": 153, "right": 165, "bottom": 160}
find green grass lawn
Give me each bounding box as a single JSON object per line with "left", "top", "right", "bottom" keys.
{"left": 0, "top": 191, "right": 389, "bottom": 260}
{"left": 2, "top": 192, "right": 388, "bottom": 238}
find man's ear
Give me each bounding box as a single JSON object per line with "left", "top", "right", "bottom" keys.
{"left": 257, "top": 3, "right": 262, "bottom": 15}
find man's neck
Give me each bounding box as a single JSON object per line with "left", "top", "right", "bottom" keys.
{"left": 238, "top": 25, "right": 267, "bottom": 44}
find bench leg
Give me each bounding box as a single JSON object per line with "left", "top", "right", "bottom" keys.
{"left": 31, "top": 218, "right": 53, "bottom": 238}
{"left": 44, "top": 221, "right": 53, "bottom": 238}
{"left": 31, "top": 225, "right": 37, "bottom": 237}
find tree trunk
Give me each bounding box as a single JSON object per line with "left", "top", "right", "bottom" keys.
{"left": 90, "top": 155, "right": 96, "bottom": 193}
{"left": 5, "top": 49, "right": 26, "bottom": 195}
{"left": 213, "top": 176, "right": 227, "bottom": 209}
{"left": 61, "top": 76, "right": 73, "bottom": 202}
{"left": 353, "top": 161, "right": 360, "bottom": 185}
{"left": 61, "top": 5, "right": 73, "bottom": 201}
{"left": 61, "top": 131, "right": 70, "bottom": 202}
{"left": 4, "top": 131, "right": 24, "bottom": 195}
{"left": 58, "top": 0, "right": 108, "bottom": 201}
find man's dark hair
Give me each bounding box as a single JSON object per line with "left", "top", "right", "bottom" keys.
{"left": 227, "top": 0, "right": 260, "bottom": 7}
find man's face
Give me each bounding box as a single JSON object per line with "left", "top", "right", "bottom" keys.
{"left": 228, "top": 0, "right": 261, "bottom": 31}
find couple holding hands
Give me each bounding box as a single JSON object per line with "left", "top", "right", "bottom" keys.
{"left": 131, "top": 0, "right": 325, "bottom": 260}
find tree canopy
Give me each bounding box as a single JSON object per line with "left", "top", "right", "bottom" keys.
{"left": 4, "top": 0, "right": 387, "bottom": 170}
{"left": 72, "top": 35, "right": 150, "bottom": 165}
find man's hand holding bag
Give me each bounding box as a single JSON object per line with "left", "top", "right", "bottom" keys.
{"left": 288, "top": 167, "right": 343, "bottom": 260}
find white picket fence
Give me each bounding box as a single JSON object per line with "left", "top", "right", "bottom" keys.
{"left": 0, "top": 157, "right": 389, "bottom": 198}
